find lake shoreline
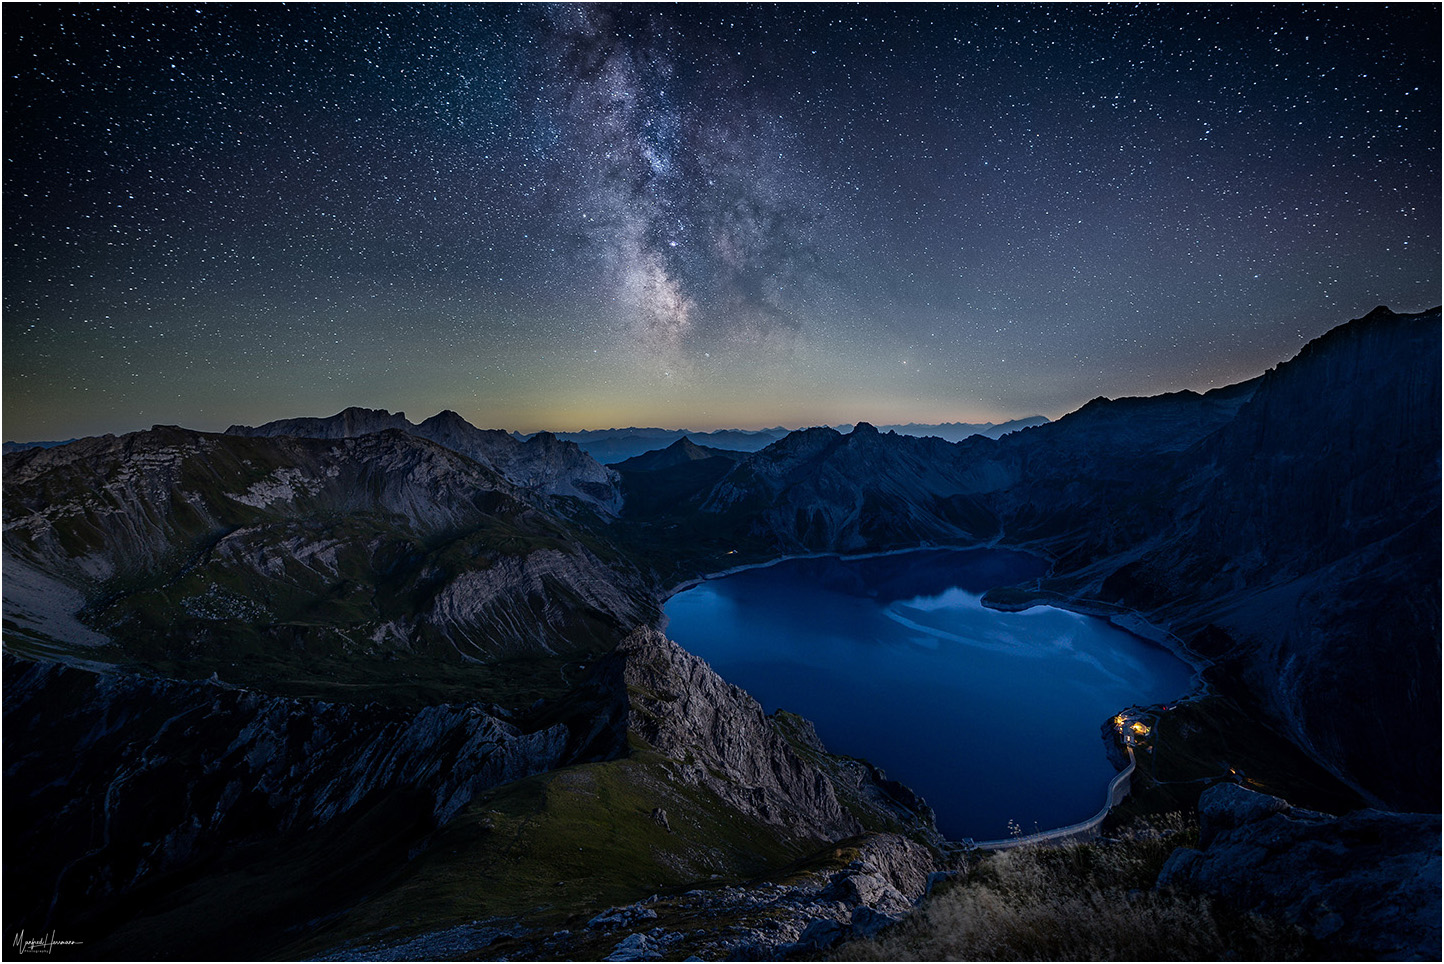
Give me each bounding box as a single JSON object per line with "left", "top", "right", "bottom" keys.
{"left": 661, "top": 544, "right": 1198, "bottom": 841}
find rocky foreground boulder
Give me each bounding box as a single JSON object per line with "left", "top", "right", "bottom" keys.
{"left": 1159, "top": 783, "right": 1441, "bottom": 960}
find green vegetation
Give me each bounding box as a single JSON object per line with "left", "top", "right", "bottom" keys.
{"left": 282, "top": 751, "right": 818, "bottom": 960}
{"left": 829, "top": 818, "right": 1318, "bottom": 962}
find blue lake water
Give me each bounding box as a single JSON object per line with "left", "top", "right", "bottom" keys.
{"left": 662, "top": 548, "right": 1194, "bottom": 840}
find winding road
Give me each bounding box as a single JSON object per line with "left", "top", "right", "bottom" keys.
{"left": 972, "top": 745, "right": 1136, "bottom": 851}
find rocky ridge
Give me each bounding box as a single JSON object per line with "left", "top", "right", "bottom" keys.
{"left": 227, "top": 407, "right": 622, "bottom": 513}
{"left": 606, "top": 628, "right": 939, "bottom": 845}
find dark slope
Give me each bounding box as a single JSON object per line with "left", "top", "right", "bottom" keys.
{"left": 1088, "top": 306, "right": 1441, "bottom": 809}
{"left": 612, "top": 438, "right": 748, "bottom": 523}
{"left": 610, "top": 435, "right": 744, "bottom": 473}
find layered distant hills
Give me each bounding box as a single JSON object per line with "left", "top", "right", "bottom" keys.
{"left": 542, "top": 416, "right": 1049, "bottom": 464}
{"left": 3, "top": 305, "right": 1438, "bottom": 960}
{"left": 4, "top": 418, "right": 1049, "bottom": 467}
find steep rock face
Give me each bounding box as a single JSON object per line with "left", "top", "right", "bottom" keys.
{"left": 604, "top": 628, "right": 939, "bottom": 846}
{"left": 3, "top": 652, "right": 613, "bottom": 937}
{"left": 424, "top": 547, "right": 650, "bottom": 657}
{"left": 228, "top": 407, "right": 622, "bottom": 514}
{"left": 608, "top": 628, "right": 859, "bottom": 841}
{"left": 1158, "top": 784, "right": 1441, "bottom": 960}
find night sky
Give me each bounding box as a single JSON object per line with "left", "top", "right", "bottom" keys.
{"left": 4, "top": 3, "right": 1439, "bottom": 441}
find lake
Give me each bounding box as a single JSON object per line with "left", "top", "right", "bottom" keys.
{"left": 662, "top": 548, "right": 1194, "bottom": 840}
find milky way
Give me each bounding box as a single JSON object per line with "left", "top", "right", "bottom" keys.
{"left": 4, "top": 4, "right": 1438, "bottom": 439}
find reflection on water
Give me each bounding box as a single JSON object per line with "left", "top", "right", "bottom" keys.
{"left": 663, "top": 549, "right": 1193, "bottom": 839}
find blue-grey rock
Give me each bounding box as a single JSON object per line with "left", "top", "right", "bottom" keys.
{"left": 1159, "top": 785, "right": 1441, "bottom": 960}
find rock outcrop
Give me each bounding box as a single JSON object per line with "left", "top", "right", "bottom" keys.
{"left": 575, "top": 832, "right": 937, "bottom": 960}
{"left": 1159, "top": 783, "right": 1441, "bottom": 960}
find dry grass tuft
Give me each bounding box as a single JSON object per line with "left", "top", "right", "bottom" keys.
{"left": 831, "top": 814, "right": 1312, "bottom": 961}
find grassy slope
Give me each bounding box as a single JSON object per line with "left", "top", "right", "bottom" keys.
{"left": 277, "top": 750, "right": 818, "bottom": 960}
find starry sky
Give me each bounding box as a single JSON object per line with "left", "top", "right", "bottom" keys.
{"left": 4, "top": 3, "right": 1439, "bottom": 441}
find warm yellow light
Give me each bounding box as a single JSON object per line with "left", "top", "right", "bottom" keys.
{"left": 1131, "top": 722, "right": 1150, "bottom": 735}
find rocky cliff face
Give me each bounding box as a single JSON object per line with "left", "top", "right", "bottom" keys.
{"left": 605, "top": 628, "right": 937, "bottom": 845}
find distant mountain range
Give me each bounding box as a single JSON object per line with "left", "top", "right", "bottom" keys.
{"left": 3, "top": 418, "right": 1049, "bottom": 466}
{"left": 539, "top": 417, "right": 1050, "bottom": 464}
{"left": 1, "top": 437, "right": 77, "bottom": 454}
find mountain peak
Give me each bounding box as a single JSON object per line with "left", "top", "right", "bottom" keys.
{"left": 851, "top": 421, "right": 879, "bottom": 436}
{"left": 419, "top": 410, "right": 473, "bottom": 429}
